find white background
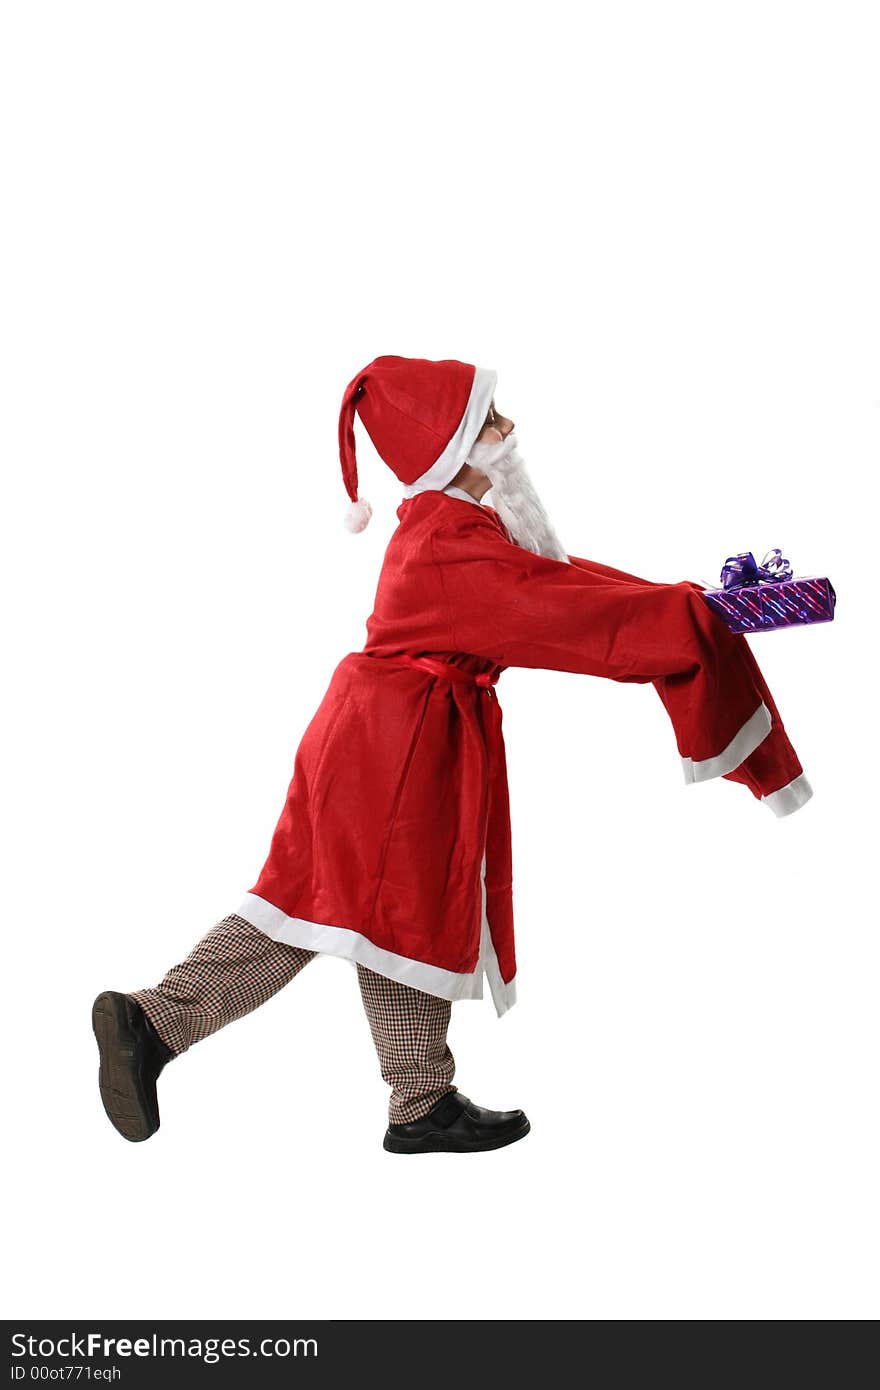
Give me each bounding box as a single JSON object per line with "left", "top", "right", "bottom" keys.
{"left": 2, "top": 1, "right": 877, "bottom": 1321}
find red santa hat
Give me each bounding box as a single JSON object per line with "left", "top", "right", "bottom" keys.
{"left": 338, "top": 355, "right": 497, "bottom": 531}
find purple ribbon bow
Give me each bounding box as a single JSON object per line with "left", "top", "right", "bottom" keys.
{"left": 720, "top": 547, "right": 793, "bottom": 591}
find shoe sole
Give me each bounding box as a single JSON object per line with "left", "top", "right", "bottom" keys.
{"left": 92, "top": 991, "right": 160, "bottom": 1142}
{"left": 383, "top": 1118, "right": 531, "bottom": 1154}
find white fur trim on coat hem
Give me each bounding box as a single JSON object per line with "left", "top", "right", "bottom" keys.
{"left": 761, "top": 772, "right": 813, "bottom": 817}
{"left": 236, "top": 891, "right": 516, "bottom": 1013}
{"left": 681, "top": 700, "right": 773, "bottom": 784}
{"left": 477, "top": 849, "right": 517, "bottom": 1018}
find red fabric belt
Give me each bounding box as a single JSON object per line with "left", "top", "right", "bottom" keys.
{"left": 371, "top": 651, "right": 511, "bottom": 952}
{"left": 387, "top": 652, "right": 502, "bottom": 694}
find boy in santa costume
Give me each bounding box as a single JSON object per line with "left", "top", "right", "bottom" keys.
{"left": 93, "top": 355, "right": 812, "bottom": 1154}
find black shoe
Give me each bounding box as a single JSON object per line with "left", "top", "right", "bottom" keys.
{"left": 92, "top": 991, "right": 175, "bottom": 1142}
{"left": 383, "top": 1090, "right": 530, "bottom": 1154}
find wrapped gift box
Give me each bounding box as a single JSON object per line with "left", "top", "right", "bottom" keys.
{"left": 701, "top": 548, "right": 836, "bottom": 634}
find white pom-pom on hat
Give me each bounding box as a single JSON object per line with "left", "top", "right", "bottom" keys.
{"left": 344, "top": 497, "right": 373, "bottom": 533}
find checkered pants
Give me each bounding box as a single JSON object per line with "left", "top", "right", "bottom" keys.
{"left": 129, "top": 914, "right": 457, "bottom": 1124}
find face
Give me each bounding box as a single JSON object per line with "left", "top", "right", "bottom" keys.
{"left": 475, "top": 399, "right": 515, "bottom": 445}
{"left": 449, "top": 398, "right": 516, "bottom": 498}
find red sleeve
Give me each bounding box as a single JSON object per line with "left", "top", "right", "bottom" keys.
{"left": 568, "top": 552, "right": 708, "bottom": 593}
{"left": 430, "top": 512, "right": 701, "bottom": 682}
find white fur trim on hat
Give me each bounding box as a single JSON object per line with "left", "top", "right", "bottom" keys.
{"left": 402, "top": 365, "right": 497, "bottom": 496}
{"left": 344, "top": 497, "right": 373, "bottom": 532}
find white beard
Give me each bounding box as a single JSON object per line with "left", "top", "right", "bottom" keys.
{"left": 464, "top": 430, "right": 569, "bottom": 564}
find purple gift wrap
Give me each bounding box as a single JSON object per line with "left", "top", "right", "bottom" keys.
{"left": 701, "top": 548, "right": 837, "bottom": 634}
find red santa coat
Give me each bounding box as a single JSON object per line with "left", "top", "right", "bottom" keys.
{"left": 238, "top": 488, "right": 808, "bottom": 1015}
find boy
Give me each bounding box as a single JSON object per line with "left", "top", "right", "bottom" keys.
{"left": 93, "top": 355, "right": 811, "bottom": 1153}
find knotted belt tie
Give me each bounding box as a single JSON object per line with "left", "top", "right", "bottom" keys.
{"left": 388, "top": 651, "right": 502, "bottom": 697}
